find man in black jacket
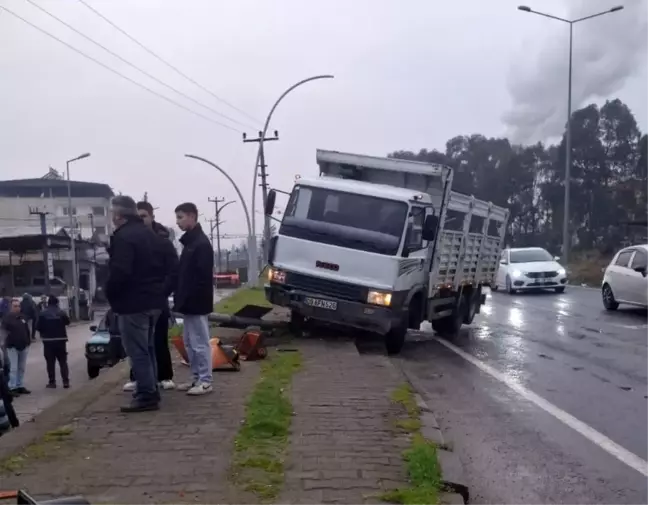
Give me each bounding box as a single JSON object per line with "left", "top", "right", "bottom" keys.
{"left": 106, "top": 195, "right": 168, "bottom": 412}
{"left": 173, "top": 202, "right": 214, "bottom": 396}
{"left": 121, "top": 201, "right": 179, "bottom": 393}
{"left": 36, "top": 295, "right": 70, "bottom": 389}
{"left": 2, "top": 299, "right": 31, "bottom": 396}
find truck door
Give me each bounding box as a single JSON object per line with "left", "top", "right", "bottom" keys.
{"left": 403, "top": 206, "right": 429, "bottom": 287}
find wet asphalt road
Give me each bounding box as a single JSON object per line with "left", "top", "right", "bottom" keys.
{"left": 395, "top": 286, "right": 648, "bottom": 504}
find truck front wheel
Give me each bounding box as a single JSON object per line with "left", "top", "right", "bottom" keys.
{"left": 385, "top": 324, "right": 407, "bottom": 355}
{"left": 289, "top": 310, "right": 305, "bottom": 336}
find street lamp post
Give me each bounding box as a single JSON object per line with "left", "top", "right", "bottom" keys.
{"left": 517, "top": 5, "right": 623, "bottom": 266}
{"left": 250, "top": 75, "right": 334, "bottom": 263}
{"left": 66, "top": 152, "right": 91, "bottom": 320}
{"left": 184, "top": 154, "right": 258, "bottom": 284}
{"left": 211, "top": 199, "right": 235, "bottom": 273}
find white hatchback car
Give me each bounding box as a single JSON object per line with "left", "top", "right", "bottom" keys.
{"left": 493, "top": 247, "right": 567, "bottom": 294}
{"left": 601, "top": 244, "right": 648, "bottom": 310}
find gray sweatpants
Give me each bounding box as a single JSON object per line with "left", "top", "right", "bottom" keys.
{"left": 182, "top": 315, "right": 212, "bottom": 385}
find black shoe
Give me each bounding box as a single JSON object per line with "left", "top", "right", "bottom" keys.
{"left": 46, "top": 383, "right": 57, "bottom": 389}
{"left": 16, "top": 387, "right": 31, "bottom": 395}
{"left": 63, "top": 382, "right": 70, "bottom": 389}
{"left": 10, "top": 389, "right": 21, "bottom": 397}
{"left": 120, "top": 401, "right": 159, "bottom": 413}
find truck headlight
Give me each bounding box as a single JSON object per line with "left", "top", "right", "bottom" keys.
{"left": 558, "top": 267, "right": 566, "bottom": 276}
{"left": 268, "top": 268, "right": 286, "bottom": 284}
{"left": 367, "top": 291, "right": 392, "bottom": 307}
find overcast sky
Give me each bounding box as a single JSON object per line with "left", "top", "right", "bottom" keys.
{"left": 1, "top": 0, "right": 646, "bottom": 246}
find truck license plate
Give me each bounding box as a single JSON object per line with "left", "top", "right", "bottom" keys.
{"left": 304, "top": 297, "right": 337, "bottom": 311}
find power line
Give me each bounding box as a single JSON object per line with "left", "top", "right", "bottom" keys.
{"left": 0, "top": 5, "right": 239, "bottom": 132}
{"left": 77, "top": 0, "right": 263, "bottom": 129}
{"left": 22, "top": 0, "right": 248, "bottom": 131}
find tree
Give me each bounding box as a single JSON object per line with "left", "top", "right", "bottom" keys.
{"left": 389, "top": 97, "right": 647, "bottom": 255}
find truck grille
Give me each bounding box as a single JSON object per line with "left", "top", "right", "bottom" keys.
{"left": 285, "top": 271, "right": 366, "bottom": 302}
{"left": 526, "top": 271, "right": 559, "bottom": 279}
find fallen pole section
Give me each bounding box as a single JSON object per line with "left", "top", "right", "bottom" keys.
{"left": 171, "top": 311, "right": 287, "bottom": 330}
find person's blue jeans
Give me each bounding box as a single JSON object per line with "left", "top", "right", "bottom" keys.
{"left": 182, "top": 315, "right": 212, "bottom": 385}
{"left": 7, "top": 348, "right": 28, "bottom": 390}
{"left": 118, "top": 311, "right": 160, "bottom": 403}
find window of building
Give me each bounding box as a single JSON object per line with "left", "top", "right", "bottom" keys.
{"left": 91, "top": 206, "right": 106, "bottom": 216}
{"left": 94, "top": 226, "right": 106, "bottom": 235}
{"left": 62, "top": 206, "right": 77, "bottom": 216}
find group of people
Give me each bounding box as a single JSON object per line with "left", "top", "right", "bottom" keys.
{"left": 107, "top": 197, "right": 214, "bottom": 413}
{"left": 1, "top": 294, "right": 72, "bottom": 396}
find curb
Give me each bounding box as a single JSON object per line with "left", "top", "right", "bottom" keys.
{"left": 395, "top": 362, "right": 470, "bottom": 505}
{"left": 0, "top": 361, "right": 128, "bottom": 463}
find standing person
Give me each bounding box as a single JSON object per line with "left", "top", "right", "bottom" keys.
{"left": 2, "top": 299, "right": 31, "bottom": 396}
{"left": 36, "top": 295, "right": 70, "bottom": 389}
{"left": 106, "top": 196, "right": 167, "bottom": 413}
{"left": 121, "top": 201, "right": 178, "bottom": 392}
{"left": 173, "top": 202, "right": 214, "bottom": 395}
{"left": 20, "top": 294, "right": 38, "bottom": 342}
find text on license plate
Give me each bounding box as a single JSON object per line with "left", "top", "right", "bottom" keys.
{"left": 304, "top": 297, "right": 338, "bottom": 310}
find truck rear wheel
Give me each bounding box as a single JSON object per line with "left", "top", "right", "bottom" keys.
{"left": 432, "top": 297, "right": 465, "bottom": 336}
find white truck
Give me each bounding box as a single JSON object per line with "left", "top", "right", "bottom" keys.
{"left": 264, "top": 149, "right": 509, "bottom": 354}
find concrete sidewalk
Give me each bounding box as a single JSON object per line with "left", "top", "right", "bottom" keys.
{"left": 0, "top": 338, "right": 410, "bottom": 504}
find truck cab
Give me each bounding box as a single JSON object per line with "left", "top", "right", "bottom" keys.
{"left": 265, "top": 149, "right": 508, "bottom": 354}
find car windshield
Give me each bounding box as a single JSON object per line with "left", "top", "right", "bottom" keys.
{"left": 510, "top": 249, "right": 553, "bottom": 263}
{"left": 279, "top": 185, "right": 408, "bottom": 256}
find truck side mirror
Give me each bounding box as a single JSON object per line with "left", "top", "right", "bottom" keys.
{"left": 265, "top": 190, "right": 277, "bottom": 216}
{"left": 268, "top": 236, "right": 278, "bottom": 266}
{"left": 421, "top": 215, "right": 438, "bottom": 241}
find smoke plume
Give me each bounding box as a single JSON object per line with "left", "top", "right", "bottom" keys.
{"left": 503, "top": 0, "right": 647, "bottom": 144}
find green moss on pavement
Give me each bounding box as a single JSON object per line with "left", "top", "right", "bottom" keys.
{"left": 381, "top": 384, "right": 442, "bottom": 505}
{"left": 230, "top": 350, "right": 302, "bottom": 502}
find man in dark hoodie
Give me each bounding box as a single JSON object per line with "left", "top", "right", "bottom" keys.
{"left": 36, "top": 295, "right": 70, "bottom": 389}
{"left": 2, "top": 299, "right": 31, "bottom": 396}
{"left": 120, "top": 201, "right": 178, "bottom": 392}
{"left": 106, "top": 196, "right": 169, "bottom": 413}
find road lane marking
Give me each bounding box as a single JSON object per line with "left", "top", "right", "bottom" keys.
{"left": 433, "top": 336, "right": 648, "bottom": 478}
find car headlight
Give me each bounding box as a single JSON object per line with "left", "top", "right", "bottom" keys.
{"left": 88, "top": 346, "right": 96, "bottom": 352}
{"left": 558, "top": 267, "right": 566, "bottom": 276}
{"left": 268, "top": 268, "right": 286, "bottom": 284}
{"left": 367, "top": 290, "right": 392, "bottom": 307}
{"left": 511, "top": 270, "right": 522, "bottom": 279}
{"left": 96, "top": 345, "right": 105, "bottom": 353}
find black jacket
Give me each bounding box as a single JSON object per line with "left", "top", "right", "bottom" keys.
{"left": 173, "top": 223, "right": 214, "bottom": 315}
{"left": 105, "top": 216, "right": 168, "bottom": 314}
{"left": 36, "top": 306, "right": 70, "bottom": 342}
{"left": 20, "top": 297, "right": 37, "bottom": 321}
{"left": 2, "top": 313, "right": 31, "bottom": 351}
{"left": 152, "top": 221, "right": 179, "bottom": 301}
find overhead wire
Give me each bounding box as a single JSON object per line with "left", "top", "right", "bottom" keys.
{"left": 77, "top": 0, "right": 263, "bottom": 129}
{"left": 22, "top": 0, "right": 253, "bottom": 131}
{"left": 0, "top": 5, "right": 241, "bottom": 132}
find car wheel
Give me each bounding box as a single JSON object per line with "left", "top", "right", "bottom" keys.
{"left": 87, "top": 362, "right": 100, "bottom": 379}
{"left": 491, "top": 282, "right": 499, "bottom": 292}
{"left": 602, "top": 283, "right": 619, "bottom": 311}
{"left": 554, "top": 286, "right": 565, "bottom": 294}
{"left": 506, "top": 276, "right": 516, "bottom": 295}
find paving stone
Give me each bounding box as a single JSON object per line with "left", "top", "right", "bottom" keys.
{"left": 278, "top": 339, "right": 409, "bottom": 504}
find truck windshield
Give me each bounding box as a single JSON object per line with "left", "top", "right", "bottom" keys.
{"left": 280, "top": 185, "right": 407, "bottom": 255}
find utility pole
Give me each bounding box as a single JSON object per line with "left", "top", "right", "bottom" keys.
{"left": 243, "top": 130, "right": 279, "bottom": 264}
{"left": 88, "top": 213, "right": 97, "bottom": 265}
{"left": 208, "top": 197, "right": 236, "bottom": 274}
{"left": 29, "top": 207, "right": 52, "bottom": 295}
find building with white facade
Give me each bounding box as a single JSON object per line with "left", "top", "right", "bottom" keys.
{"left": 0, "top": 170, "right": 114, "bottom": 297}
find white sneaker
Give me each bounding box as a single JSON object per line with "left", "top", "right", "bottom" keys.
{"left": 123, "top": 381, "right": 136, "bottom": 392}
{"left": 177, "top": 381, "right": 196, "bottom": 392}
{"left": 159, "top": 380, "right": 176, "bottom": 390}
{"left": 186, "top": 383, "right": 213, "bottom": 396}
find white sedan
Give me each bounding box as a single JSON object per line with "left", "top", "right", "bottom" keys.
{"left": 493, "top": 247, "right": 567, "bottom": 294}
{"left": 601, "top": 244, "right": 648, "bottom": 310}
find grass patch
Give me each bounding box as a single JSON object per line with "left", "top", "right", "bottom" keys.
{"left": 230, "top": 350, "right": 302, "bottom": 502}
{"left": 214, "top": 286, "right": 272, "bottom": 315}
{"left": 0, "top": 425, "right": 74, "bottom": 473}
{"left": 568, "top": 250, "right": 611, "bottom": 287}
{"left": 381, "top": 384, "right": 442, "bottom": 505}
